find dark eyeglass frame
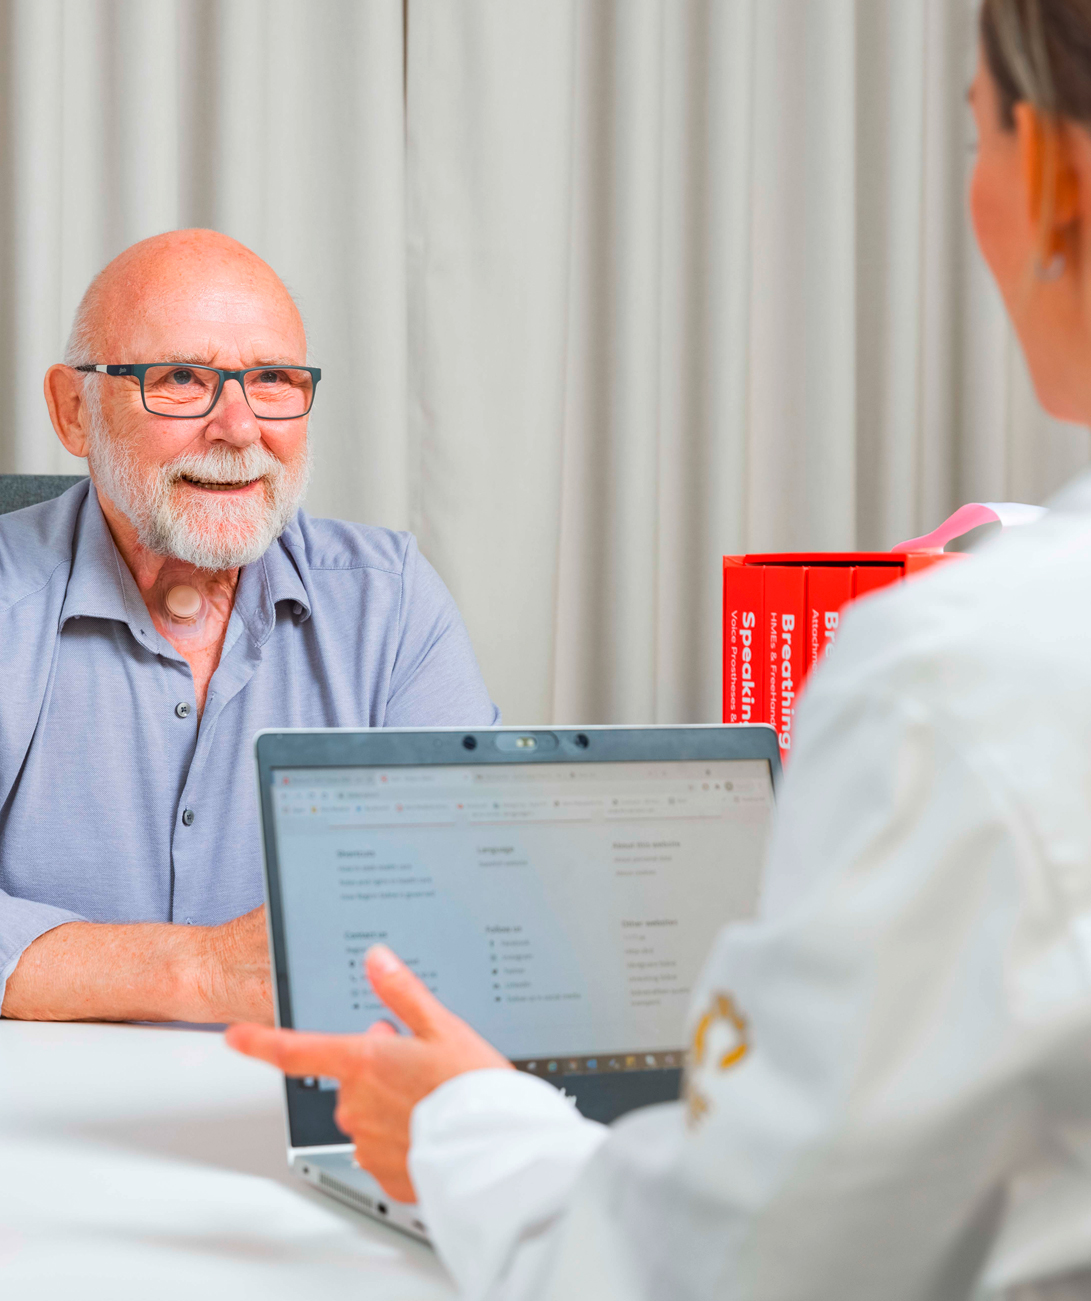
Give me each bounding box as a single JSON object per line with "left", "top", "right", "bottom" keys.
{"left": 74, "top": 362, "right": 322, "bottom": 420}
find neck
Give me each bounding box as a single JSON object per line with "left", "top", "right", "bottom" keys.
{"left": 93, "top": 481, "right": 241, "bottom": 715}
{"left": 94, "top": 482, "right": 241, "bottom": 598}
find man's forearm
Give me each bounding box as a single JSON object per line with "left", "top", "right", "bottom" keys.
{"left": 3, "top": 920, "right": 218, "bottom": 1022}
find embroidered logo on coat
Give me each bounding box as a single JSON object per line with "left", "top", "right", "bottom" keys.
{"left": 684, "top": 991, "right": 750, "bottom": 1126}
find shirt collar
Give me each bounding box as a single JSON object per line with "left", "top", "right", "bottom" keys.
{"left": 221, "top": 514, "right": 312, "bottom": 647}
{"left": 60, "top": 483, "right": 149, "bottom": 635}
{"left": 60, "top": 484, "right": 312, "bottom": 648}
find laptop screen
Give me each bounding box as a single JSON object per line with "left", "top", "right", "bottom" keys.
{"left": 270, "top": 756, "right": 774, "bottom": 1093}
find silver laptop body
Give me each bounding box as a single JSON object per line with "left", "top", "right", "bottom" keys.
{"left": 255, "top": 724, "right": 779, "bottom": 1240}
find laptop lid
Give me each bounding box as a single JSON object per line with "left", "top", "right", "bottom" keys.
{"left": 256, "top": 725, "right": 779, "bottom": 1149}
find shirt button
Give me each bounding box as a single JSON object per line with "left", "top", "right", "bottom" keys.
{"left": 175, "top": 702, "right": 192, "bottom": 719}
{"left": 182, "top": 808, "right": 195, "bottom": 827}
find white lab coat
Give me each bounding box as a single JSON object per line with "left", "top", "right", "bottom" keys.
{"left": 409, "top": 471, "right": 1091, "bottom": 1301}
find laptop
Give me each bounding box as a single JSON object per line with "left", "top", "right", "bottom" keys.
{"left": 255, "top": 724, "right": 779, "bottom": 1241}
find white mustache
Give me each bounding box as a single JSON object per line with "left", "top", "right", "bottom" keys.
{"left": 163, "top": 445, "right": 284, "bottom": 489}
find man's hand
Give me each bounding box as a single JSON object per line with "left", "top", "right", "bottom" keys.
{"left": 226, "top": 945, "right": 511, "bottom": 1202}
{"left": 1, "top": 907, "right": 273, "bottom": 1024}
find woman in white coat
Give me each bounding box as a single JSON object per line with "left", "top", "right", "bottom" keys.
{"left": 230, "top": 2, "right": 1091, "bottom": 1297}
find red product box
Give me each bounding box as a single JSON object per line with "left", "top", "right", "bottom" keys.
{"left": 763, "top": 566, "right": 806, "bottom": 760}
{"left": 722, "top": 560, "right": 764, "bottom": 724}
{"left": 852, "top": 565, "right": 902, "bottom": 599}
{"left": 722, "top": 551, "right": 958, "bottom": 757}
{"left": 807, "top": 567, "right": 853, "bottom": 671}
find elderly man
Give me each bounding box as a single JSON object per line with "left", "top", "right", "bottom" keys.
{"left": 0, "top": 229, "right": 498, "bottom": 1025}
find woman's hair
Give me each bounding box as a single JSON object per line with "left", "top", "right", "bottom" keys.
{"left": 981, "top": 1, "right": 1091, "bottom": 128}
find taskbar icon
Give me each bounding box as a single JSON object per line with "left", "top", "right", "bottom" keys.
{"left": 513, "top": 1050, "right": 682, "bottom": 1077}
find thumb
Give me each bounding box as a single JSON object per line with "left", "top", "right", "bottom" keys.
{"left": 365, "top": 945, "right": 449, "bottom": 1038}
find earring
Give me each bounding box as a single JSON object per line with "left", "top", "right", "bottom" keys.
{"left": 1036, "top": 251, "right": 1067, "bottom": 281}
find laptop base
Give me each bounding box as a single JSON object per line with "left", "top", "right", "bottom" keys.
{"left": 290, "top": 1149, "right": 430, "bottom": 1242}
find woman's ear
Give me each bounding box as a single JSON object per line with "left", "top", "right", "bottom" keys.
{"left": 44, "top": 365, "right": 91, "bottom": 459}
{"left": 1014, "top": 102, "right": 1080, "bottom": 260}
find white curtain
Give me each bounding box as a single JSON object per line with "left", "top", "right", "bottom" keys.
{"left": 2, "top": 0, "right": 1087, "bottom": 725}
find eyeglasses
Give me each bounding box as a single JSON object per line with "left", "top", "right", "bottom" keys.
{"left": 74, "top": 362, "right": 321, "bottom": 420}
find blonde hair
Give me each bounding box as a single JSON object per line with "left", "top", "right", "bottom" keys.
{"left": 979, "top": 0, "right": 1091, "bottom": 276}
{"left": 980, "top": 0, "right": 1091, "bottom": 126}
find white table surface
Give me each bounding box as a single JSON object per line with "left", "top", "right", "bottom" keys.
{"left": 0, "top": 1021, "right": 455, "bottom": 1300}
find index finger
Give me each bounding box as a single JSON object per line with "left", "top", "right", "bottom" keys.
{"left": 225, "top": 1022, "right": 365, "bottom": 1080}
{"left": 365, "top": 944, "right": 452, "bottom": 1038}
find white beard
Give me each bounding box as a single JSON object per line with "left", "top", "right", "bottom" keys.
{"left": 84, "top": 383, "right": 311, "bottom": 571}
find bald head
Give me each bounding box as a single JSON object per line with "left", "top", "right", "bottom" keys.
{"left": 65, "top": 229, "right": 306, "bottom": 367}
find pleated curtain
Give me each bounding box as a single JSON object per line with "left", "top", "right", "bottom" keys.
{"left": 1, "top": 0, "right": 1086, "bottom": 725}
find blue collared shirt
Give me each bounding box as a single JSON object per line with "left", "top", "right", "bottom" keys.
{"left": 0, "top": 482, "right": 499, "bottom": 1001}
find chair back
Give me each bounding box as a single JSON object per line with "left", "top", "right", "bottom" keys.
{"left": 0, "top": 475, "right": 87, "bottom": 516}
